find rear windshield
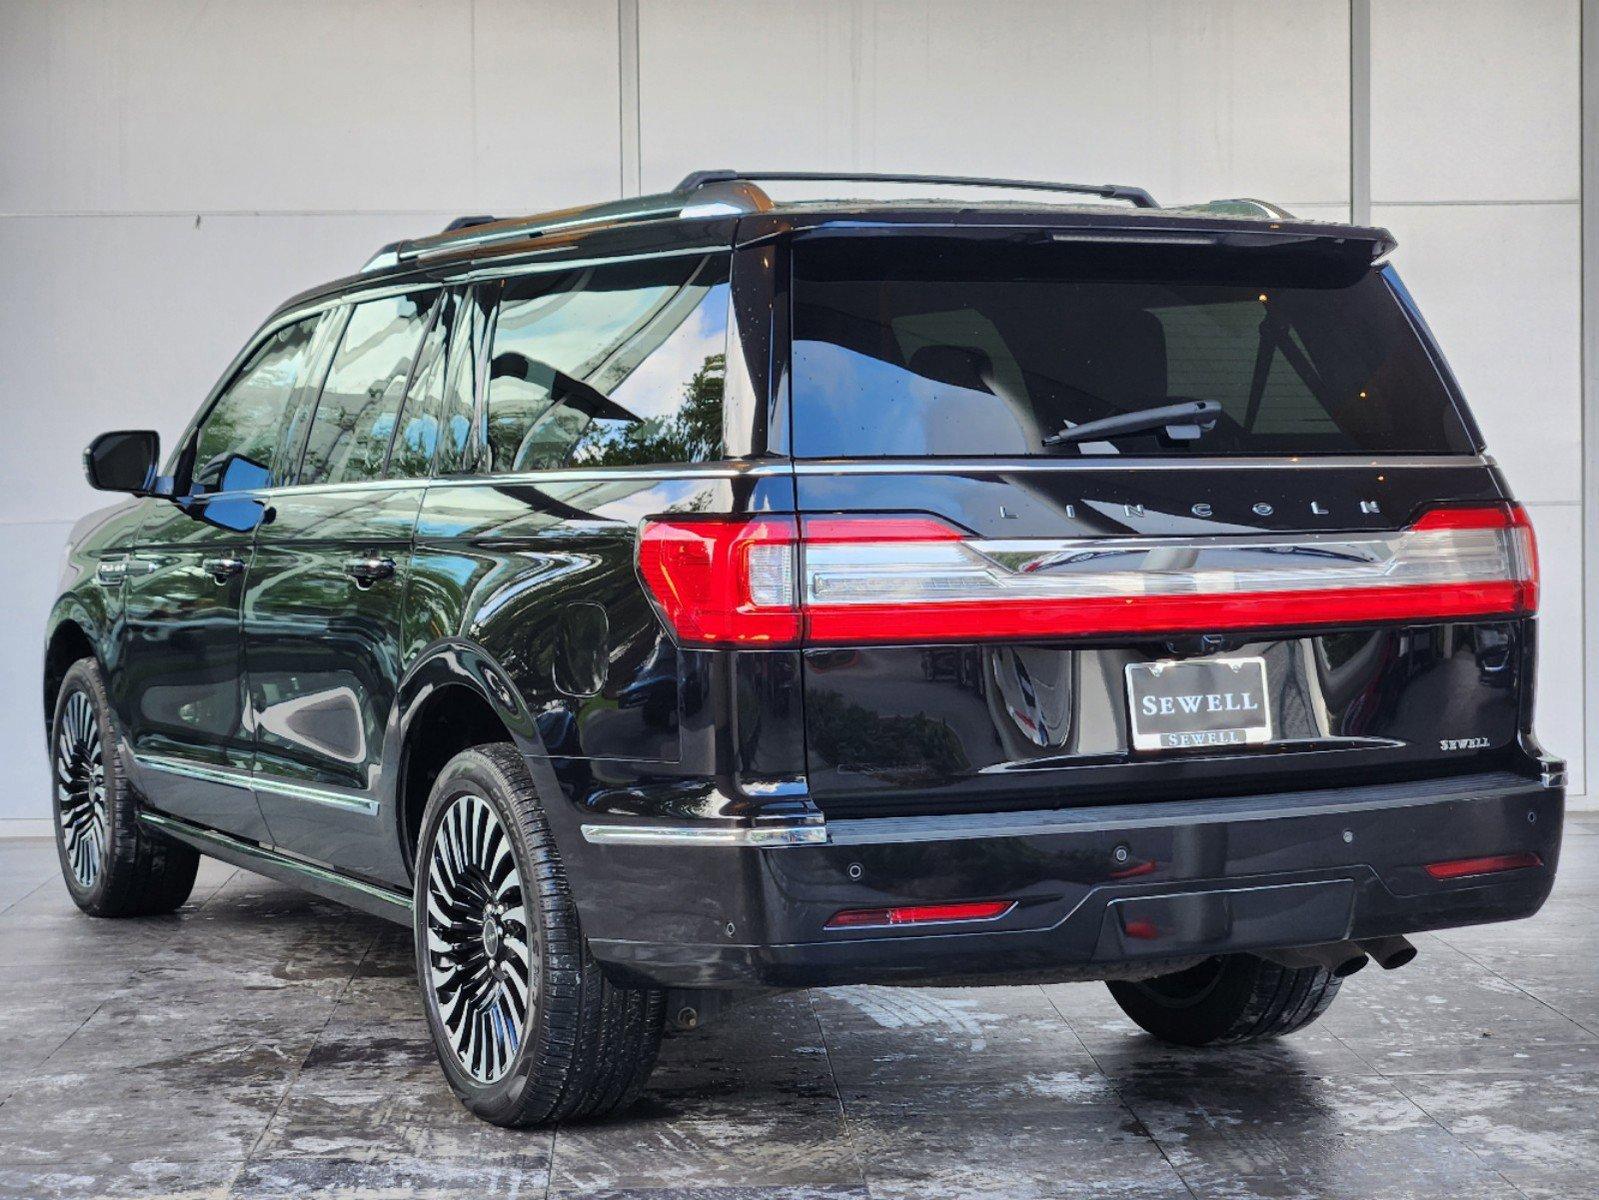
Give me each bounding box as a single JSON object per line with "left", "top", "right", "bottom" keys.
{"left": 791, "top": 234, "right": 1476, "bottom": 457}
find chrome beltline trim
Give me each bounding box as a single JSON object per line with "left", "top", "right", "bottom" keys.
{"left": 187, "top": 461, "right": 793, "bottom": 503}
{"left": 138, "top": 811, "right": 411, "bottom": 914}
{"left": 133, "top": 455, "right": 1492, "bottom": 505}
{"left": 790, "top": 455, "right": 1492, "bottom": 474}
{"left": 135, "top": 754, "right": 380, "bottom": 815}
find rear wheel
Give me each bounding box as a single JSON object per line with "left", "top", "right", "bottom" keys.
{"left": 50, "top": 658, "right": 199, "bottom": 916}
{"left": 414, "top": 743, "right": 664, "bottom": 1127}
{"left": 1106, "top": 953, "right": 1342, "bottom": 1046}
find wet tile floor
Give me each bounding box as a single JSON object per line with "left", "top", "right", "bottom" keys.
{"left": 1, "top": 820, "right": 1598, "bottom": 1199}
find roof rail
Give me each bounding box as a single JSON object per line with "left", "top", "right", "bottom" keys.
{"left": 674, "top": 169, "right": 1158, "bottom": 209}
{"left": 364, "top": 183, "right": 766, "bottom": 272}
{"left": 357, "top": 168, "right": 1159, "bottom": 274}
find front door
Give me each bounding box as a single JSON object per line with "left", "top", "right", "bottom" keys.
{"left": 245, "top": 288, "right": 445, "bottom": 878}
{"left": 121, "top": 313, "right": 327, "bottom": 840}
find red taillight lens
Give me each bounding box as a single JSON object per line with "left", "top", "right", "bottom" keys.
{"left": 637, "top": 503, "right": 1538, "bottom": 648}
{"left": 635, "top": 516, "right": 799, "bottom": 645}
{"left": 824, "top": 900, "right": 1015, "bottom": 929}
{"left": 1424, "top": 851, "right": 1542, "bottom": 880}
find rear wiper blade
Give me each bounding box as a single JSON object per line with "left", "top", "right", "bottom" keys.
{"left": 1042, "top": 399, "right": 1222, "bottom": 448}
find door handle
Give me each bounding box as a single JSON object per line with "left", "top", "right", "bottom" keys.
{"left": 201, "top": 555, "right": 246, "bottom": 584}
{"left": 344, "top": 555, "right": 396, "bottom": 587}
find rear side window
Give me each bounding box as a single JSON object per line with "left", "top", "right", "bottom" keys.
{"left": 791, "top": 236, "right": 1475, "bottom": 458}
{"left": 387, "top": 290, "right": 455, "bottom": 479}
{"left": 191, "top": 315, "right": 321, "bottom": 493}
{"left": 298, "top": 290, "right": 439, "bottom": 485}
{"left": 484, "top": 254, "right": 728, "bottom": 472}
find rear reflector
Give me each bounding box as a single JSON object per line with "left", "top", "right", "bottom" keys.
{"left": 824, "top": 900, "right": 1015, "bottom": 929}
{"left": 1424, "top": 851, "right": 1543, "bottom": 880}
{"left": 637, "top": 504, "right": 1537, "bottom": 647}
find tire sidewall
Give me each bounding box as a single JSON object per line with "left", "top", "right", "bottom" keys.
{"left": 50, "top": 659, "right": 121, "bottom": 912}
{"left": 412, "top": 748, "right": 548, "bottom": 1124}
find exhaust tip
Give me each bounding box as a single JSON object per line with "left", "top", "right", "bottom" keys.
{"left": 1331, "top": 953, "right": 1370, "bottom": 978}
{"left": 1379, "top": 945, "right": 1417, "bottom": 970}
{"left": 1360, "top": 935, "right": 1418, "bottom": 971}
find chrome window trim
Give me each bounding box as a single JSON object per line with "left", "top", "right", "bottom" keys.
{"left": 136, "top": 753, "right": 379, "bottom": 816}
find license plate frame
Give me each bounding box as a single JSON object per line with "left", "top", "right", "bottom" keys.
{"left": 1124, "top": 657, "right": 1272, "bottom": 752}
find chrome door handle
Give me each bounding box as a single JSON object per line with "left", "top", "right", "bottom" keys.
{"left": 344, "top": 555, "right": 396, "bottom": 587}
{"left": 96, "top": 559, "right": 128, "bottom": 586}
{"left": 201, "top": 555, "right": 246, "bottom": 584}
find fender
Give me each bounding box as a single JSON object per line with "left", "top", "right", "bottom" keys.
{"left": 43, "top": 495, "right": 154, "bottom": 741}
{"left": 384, "top": 636, "right": 561, "bottom": 876}
{"left": 44, "top": 580, "right": 123, "bottom": 749}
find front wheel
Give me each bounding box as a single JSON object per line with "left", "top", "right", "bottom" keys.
{"left": 50, "top": 658, "right": 198, "bottom": 916}
{"left": 413, "top": 744, "right": 664, "bottom": 1127}
{"left": 1106, "top": 953, "right": 1343, "bottom": 1046}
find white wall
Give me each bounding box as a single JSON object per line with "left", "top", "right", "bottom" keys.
{"left": 0, "top": 0, "right": 1588, "bottom": 830}
{"left": 1368, "top": 0, "right": 1585, "bottom": 795}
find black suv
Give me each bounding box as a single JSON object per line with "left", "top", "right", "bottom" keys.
{"left": 45, "top": 171, "right": 1562, "bottom": 1127}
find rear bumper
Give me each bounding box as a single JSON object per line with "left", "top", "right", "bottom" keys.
{"left": 573, "top": 770, "right": 1563, "bottom": 989}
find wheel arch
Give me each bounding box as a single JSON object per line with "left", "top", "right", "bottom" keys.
{"left": 43, "top": 612, "right": 99, "bottom": 744}
{"left": 389, "top": 638, "right": 549, "bottom": 878}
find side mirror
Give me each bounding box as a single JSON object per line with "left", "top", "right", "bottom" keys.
{"left": 83, "top": 430, "right": 160, "bottom": 493}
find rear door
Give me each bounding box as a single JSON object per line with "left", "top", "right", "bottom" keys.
{"left": 244, "top": 287, "right": 445, "bottom": 874}
{"left": 784, "top": 227, "right": 1533, "bottom": 818}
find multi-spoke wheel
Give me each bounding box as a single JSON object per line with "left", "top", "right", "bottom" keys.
{"left": 49, "top": 657, "right": 198, "bottom": 916}
{"left": 424, "top": 792, "right": 533, "bottom": 1085}
{"left": 55, "top": 689, "right": 108, "bottom": 889}
{"left": 413, "top": 743, "right": 665, "bottom": 1127}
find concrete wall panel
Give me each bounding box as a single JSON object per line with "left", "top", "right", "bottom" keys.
{"left": 638, "top": 0, "right": 1349, "bottom": 206}
{"left": 1372, "top": 0, "right": 1579, "bottom": 202}
{"left": 1372, "top": 202, "right": 1582, "bottom": 506}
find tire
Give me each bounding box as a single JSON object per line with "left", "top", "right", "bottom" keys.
{"left": 1105, "top": 953, "right": 1343, "bottom": 1047}
{"left": 50, "top": 657, "right": 199, "bottom": 917}
{"left": 413, "top": 743, "right": 665, "bottom": 1127}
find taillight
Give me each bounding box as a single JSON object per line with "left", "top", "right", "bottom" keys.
{"left": 635, "top": 516, "right": 800, "bottom": 645}
{"left": 637, "top": 503, "right": 1538, "bottom": 648}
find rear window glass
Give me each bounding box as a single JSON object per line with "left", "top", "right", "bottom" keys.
{"left": 791, "top": 235, "right": 1475, "bottom": 457}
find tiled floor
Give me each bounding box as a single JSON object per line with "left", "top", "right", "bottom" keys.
{"left": 1, "top": 820, "right": 1598, "bottom": 1199}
